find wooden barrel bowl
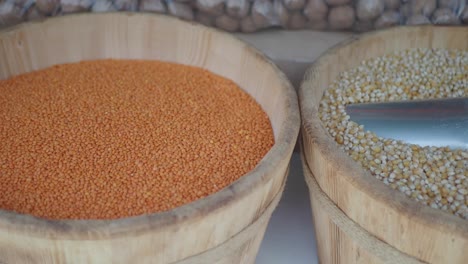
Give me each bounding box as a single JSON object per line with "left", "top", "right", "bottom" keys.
{"left": 300, "top": 152, "right": 426, "bottom": 264}
{"left": 0, "top": 13, "right": 300, "bottom": 264}
{"left": 299, "top": 26, "right": 468, "bottom": 264}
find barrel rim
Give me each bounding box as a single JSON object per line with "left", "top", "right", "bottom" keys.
{"left": 299, "top": 25, "right": 468, "bottom": 241}
{"left": 0, "top": 12, "right": 300, "bottom": 239}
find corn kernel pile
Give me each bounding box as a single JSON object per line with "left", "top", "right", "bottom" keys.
{"left": 0, "top": 59, "right": 274, "bottom": 220}
{"left": 319, "top": 48, "right": 468, "bottom": 220}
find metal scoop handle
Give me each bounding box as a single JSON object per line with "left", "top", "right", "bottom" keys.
{"left": 345, "top": 98, "right": 468, "bottom": 150}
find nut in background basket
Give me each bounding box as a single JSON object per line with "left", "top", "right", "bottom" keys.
{"left": 1, "top": 0, "right": 467, "bottom": 32}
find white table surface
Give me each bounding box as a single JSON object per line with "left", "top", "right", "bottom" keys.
{"left": 236, "top": 30, "right": 353, "bottom": 88}
{"left": 234, "top": 30, "right": 354, "bottom": 264}
{"left": 255, "top": 152, "right": 319, "bottom": 264}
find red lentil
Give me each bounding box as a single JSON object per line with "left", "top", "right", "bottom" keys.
{"left": 0, "top": 59, "right": 274, "bottom": 220}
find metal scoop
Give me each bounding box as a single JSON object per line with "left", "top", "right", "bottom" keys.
{"left": 345, "top": 98, "right": 468, "bottom": 150}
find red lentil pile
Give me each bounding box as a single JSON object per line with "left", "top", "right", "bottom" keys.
{"left": 0, "top": 60, "right": 274, "bottom": 220}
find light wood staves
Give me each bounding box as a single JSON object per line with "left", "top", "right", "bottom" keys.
{"left": 299, "top": 26, "right": 468, "bottom": 263}
{"left": 0, "top": 13, "right": 300, "bottom": 264}
{"left": 301, "top": 150, "right": 425, "bottom": 264}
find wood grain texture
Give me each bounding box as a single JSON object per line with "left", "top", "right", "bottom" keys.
{"left": 301, "top": 149, "right": 424, "bottom": 264}
{"left": 0, "top": 13, "right": 300, "bottom": 263}
{"left": 299, "top": 26, "right": 468, "bottom": 264}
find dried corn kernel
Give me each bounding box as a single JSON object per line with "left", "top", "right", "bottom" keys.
{"left": 319, "top": 48, "right": 468, "bottom": 220}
